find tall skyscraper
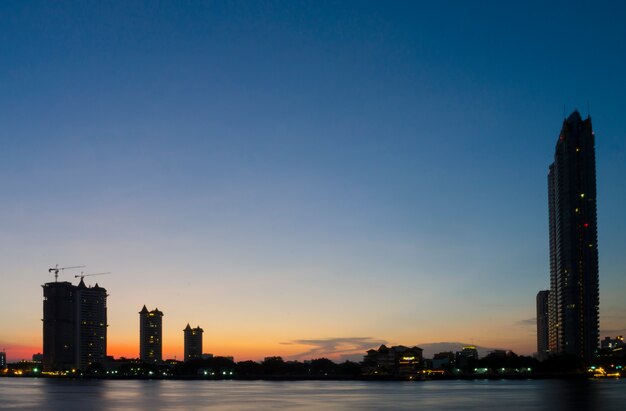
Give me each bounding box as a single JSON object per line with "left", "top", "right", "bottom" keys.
{"left": 42, "top": 281, "right": 76, "bottom": 371}
{"left": 536, "top": 290, "right": 550, "bottom": 361}
{"left": 547, "top": 110, "right": 599, "bottom": 362}
{"left": 183, "top": 324, "right": 203, "bottom": 361}
{"left": 42, "top": 279, "right": 108, "bottom": 371}
{"left": 139, "top": 306, "right": 163, "bottom": 363}
{"left": 75, "top": 280, "right": 108, "bottom": 370}
{"left": 0, "top": 350, "right": 6, "bottom": 370}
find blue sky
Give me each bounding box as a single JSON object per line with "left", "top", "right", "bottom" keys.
{"left": 1, "top": 1, "right": 625, "bottom": 361}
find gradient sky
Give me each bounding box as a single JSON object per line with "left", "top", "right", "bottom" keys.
{"left": 1, "top": 1, "right": 625, "bottom": 362}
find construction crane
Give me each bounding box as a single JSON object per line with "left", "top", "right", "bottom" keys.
{"left": 48, "top": 264, "right": 86, "bottom": 282}
{"left": 75, "top": 272, "right": 111, "bottom": 282}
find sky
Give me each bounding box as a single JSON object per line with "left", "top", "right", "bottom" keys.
{"left": 1, "top": 0, "right": 625, "bottom": 362}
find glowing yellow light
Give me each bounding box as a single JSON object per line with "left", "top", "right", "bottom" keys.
{"left": 580, "top": 193, "right": 585, "bottom": 198}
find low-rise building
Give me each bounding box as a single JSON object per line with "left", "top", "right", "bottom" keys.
{"left": 601, "top": 336, "right": 624, "bottom": 350}
{"left": 363, "top": 345, "right": 423, "bottom": 377}
{"left": 432, "top": 351, "right": 455, "bottom": 370}
{"left": 455, "top": 345, "right": 479, "bottom": 369}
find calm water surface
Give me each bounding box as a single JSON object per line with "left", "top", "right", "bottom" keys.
{"left": 1, "top": 378, "right": 624, "bottom": 410}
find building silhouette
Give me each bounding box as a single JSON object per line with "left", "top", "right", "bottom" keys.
{"left": 0, "top": 350, "right": 6, "bottom": 370}
{"left": 455, "top": 345, "right": 479, "bottom": 369}
{"left": 42, "top": 282, "right": 76, "bottom": 371}
{"left": 536, "top": 290, "right": 550, "bottom": 361}
{"left": 362, "top": 345, "right": 423, "bottom": 377}
{"left": 547, "top": 110, "right": 599, "bottom": 362}
{"left": 42, "top": 279, "right": 108, "bottom": 371}
{"left": 431, "top": 351, "right": 455, "bottom": 370}
{"left": 600, "top": 336, "right": 624, "bottom": 350}
{"left": 76, "top": 279, "right": 107, "bottom": 370}
{"left": 139, "top": 306, "right": 163, "bottom": 363}
{"left": 183, "top": 324, "right": 203, "bottom": 361}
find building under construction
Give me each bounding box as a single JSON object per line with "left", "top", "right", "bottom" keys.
{"left": 42, "top": 267, "right": 108, "bottom": 372}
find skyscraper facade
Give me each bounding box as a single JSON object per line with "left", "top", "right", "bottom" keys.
{"left": 183, "top": 324, "right": 203, "bottom": 361}
{"left": 42, "top": 281, "right": 76, "bottom": 371}
{"left": 42, "top": 279, "right": 108, "bottom": 371}
{"left": 139, "top": 306, "right": 163, "bottom": 363}
{"left": 76, "top": 280, "right": 108, "bottom": 370}
{"left": 536, "top": 290, "right": 550, "bottom": 361}
{"left": 547, "top": 111, "right": 599, "bottom": 362}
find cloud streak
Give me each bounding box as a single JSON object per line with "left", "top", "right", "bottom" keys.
{"left": 515, "top": 318, "right": 536, "bottom": 327}
{"left": 283, "top": 337, "right": 387, "bottom": 361}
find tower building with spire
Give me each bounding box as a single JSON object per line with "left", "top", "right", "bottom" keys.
{"left": 183, "top": 324, "right": 203, "bottom": 361}
{"left": 139, "top": 306, "right": 163, "bottom": 363}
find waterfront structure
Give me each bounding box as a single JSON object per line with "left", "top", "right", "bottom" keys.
{"left": 600, "top": 336, "right": 624, "bottom": 350}
{"left": 547, "top": 110, "right": 599, "bottom": 362}
{"left": 183, "top": 324, "right": 203, "bottom": 361}
{"left": 362, "top": 345, "right": 423, "bottom": 377}
{"left": 431, "top": 351, "right": 455, "bottom": 370}
{"left": 455, "top": 346, "right": 479, "bottom": 369}
{"left": 536, "top": 290, "right": 550, "bottom": 361}
{"left": 139, "top": 306, "right": 163, "bottom": 363}
{"left": 0, "top": 350, "right": 6, "bottom": 370}
{"left": 42, "top": 279, "right": 108, "bottom": 371}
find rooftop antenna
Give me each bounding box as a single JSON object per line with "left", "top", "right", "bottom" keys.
{"left": 48, "top": 264, "right": 86, "bottom": 282}
{"left": 587, "top": 100, "right": 591, "bottom": 118}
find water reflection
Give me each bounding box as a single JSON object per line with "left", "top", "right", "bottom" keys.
{"left": 540, "top": 379, "right": 620, "bottom": 411}
{"left": 0, "top": 378, "right": 623, "bottom": 410}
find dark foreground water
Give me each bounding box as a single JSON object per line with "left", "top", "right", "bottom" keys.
{"left": 1, "top": 378, "right": 625, "bottom": 410}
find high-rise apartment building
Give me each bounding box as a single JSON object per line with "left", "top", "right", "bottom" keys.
{"left": 42, "top": 281, "right": 76, "bottom": 371}
{"left": 183, "top": 324, "right": 203, "bottom": 361}
{"left": 0, "top": 350, "right": 6, "bottom": 370}
{"left": 139, "top": 306, "right": 163, "bottom": 363}
{"left": 76, "top": 280, "right": 107, "bottom": 370}
{"left": 536, "top": 290, "right": 550, "bottom": 361}
{"left": 42, "top": 279, "right": 108, "bottom": 371}
{"left": 547, "top": 110, "right": 599, "bottom": 362}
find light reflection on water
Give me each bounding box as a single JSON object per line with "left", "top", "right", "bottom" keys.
{"left": 0, "top": 379, "right": 624, "bottom": 410}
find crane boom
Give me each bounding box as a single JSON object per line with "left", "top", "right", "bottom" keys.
{"left": 75, "top": 272, "right": 111, "bottom": 281}
{"left": 48, "top": 264, "right": 86, "bottom": 282}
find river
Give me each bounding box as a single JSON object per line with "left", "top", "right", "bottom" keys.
{"left": 1, "top": 378, "right": 624, "bottom": 410}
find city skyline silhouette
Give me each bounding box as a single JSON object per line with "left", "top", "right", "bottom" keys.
{"left": 1, "top": 1, "right": 626, "bottom": 363}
